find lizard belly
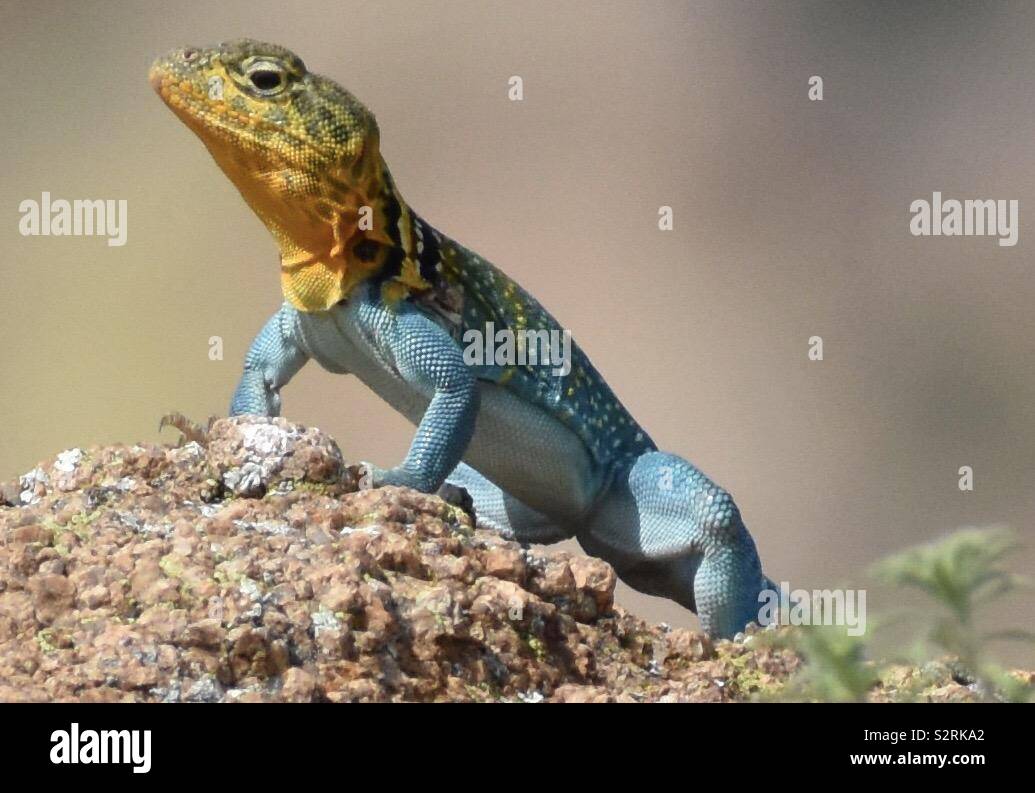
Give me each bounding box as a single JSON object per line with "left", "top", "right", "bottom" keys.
{"left": 295, "top": 307, "right": 434, "bottom": 430}
{"left": 294, "top": 307, "right": 600, "bottom": 523}
{"left": 464, "top": 381, "right": 600, "bottom": 524}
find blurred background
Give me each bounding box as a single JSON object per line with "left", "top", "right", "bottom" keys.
{"left": 1, "top": 1, "right": 1033, "bottom": 664}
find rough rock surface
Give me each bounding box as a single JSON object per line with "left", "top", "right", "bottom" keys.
{"left": 0, "top": 417, "right": 995, "bottom": 702}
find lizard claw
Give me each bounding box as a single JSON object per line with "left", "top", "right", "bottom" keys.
{"left": 351, "top": 461, "right": 384, "bottom": 490}
{"left": 159, "top": 412, "right": 218, "bottom": 446}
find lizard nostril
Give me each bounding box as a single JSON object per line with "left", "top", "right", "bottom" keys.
{"left": 182, "top": 47, "right": 199, "bottom": 62}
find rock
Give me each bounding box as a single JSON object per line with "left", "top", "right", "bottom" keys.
{"left": 10, "top": 525, "right": 50, "bottom": 544}
{"left": 483, "top": 545, "right": 526, "bottom": 583}
{"left": 27, "top": 574, "right": 75, "bottom": 625}
{"left": 205, "top": 416, "right": 355, "bottom": 497}
{"left": 0, "top": 416, "right": 808, "bottom": 702}
{"left": 280, "top": 667, "right": 316, "bottom": 702}
{"left": 184, "top": 675, "right": 225, "bottom": 703}
{"left": 570, "top": 556, "right": 616, "bottom": 611}
{"left": 0, "top": 480, "right": 20, "bottom": 507}
{"left": 78, "top": 584, "right": 110, "bottom": 610}
{"left": 550, "top": 684, "right": 613, "bottom": 703}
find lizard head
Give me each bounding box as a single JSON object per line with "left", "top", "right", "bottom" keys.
{"left": 150, "top": 39, "right": 405, "bottom": 311}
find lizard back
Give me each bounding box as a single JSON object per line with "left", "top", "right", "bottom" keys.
{"left": 403, "top": 216, "right": 657, "bottom": 471}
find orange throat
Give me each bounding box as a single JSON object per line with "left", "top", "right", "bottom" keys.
{"left": 208, "top": 142, "right": 396, "bottom": 312}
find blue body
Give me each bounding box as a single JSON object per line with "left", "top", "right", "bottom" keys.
{"left": 230, "top": 250, "right": 774, "bottom": 638}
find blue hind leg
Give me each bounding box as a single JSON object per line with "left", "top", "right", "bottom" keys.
{"left": 446, "top": 462, "right": 573, "bottom": 544}
{"left": 577, "top": 451, "right": 773, "bottom": 638}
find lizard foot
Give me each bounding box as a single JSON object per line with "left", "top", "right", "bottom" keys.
{"left": 354, "top": 461, "right": 443, "bottom": 494}
{"left": 159, "top": 412, "right": 218, "bottom": 446}
{"left": 351, "top": 461, "right": 383, "bottom": 491}
{"left": 435, "top": 481, "right": 474, "bottom": 515}
{"left": 352, "top": 461, "right": 475, "bottom": 519}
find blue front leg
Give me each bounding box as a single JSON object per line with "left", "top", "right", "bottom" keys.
{"left": 355, "top": 296, "right": 480, "bottom": 493}
{"left": 230, "top": 304, "right": 309, "bottom": 417}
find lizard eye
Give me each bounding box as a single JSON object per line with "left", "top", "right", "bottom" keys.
{"left": 245, "top": 64, "right": 286, "bottom": 94}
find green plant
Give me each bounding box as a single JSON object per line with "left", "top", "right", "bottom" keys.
{"left": 871, "top": 526, "right": 1032, "bottom": 701}
{"left": 768, "top": 625, "right": 878, "bottom": 702}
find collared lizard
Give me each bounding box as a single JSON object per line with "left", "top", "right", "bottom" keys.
{"left": 150, "top": 39, "right": 776, "bottom": 637}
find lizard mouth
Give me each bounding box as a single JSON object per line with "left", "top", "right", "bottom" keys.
{"left": 150, "top": 47, "right": 254, "bottom": 142}
{"left": 150, "top": 49, "right": 230, "bottom": 134}
{"left": 150, "top": 48, "right": 313, "bottom": 164}
{"left": 148, "top": 47, "right": 206, "bottom": 95}
{"left": 149, "top": 50, "right": 218, "bottom": 134}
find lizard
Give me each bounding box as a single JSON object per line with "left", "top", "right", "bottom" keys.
{"left": 149, "top": 39, "right": 776, "bottom": 638}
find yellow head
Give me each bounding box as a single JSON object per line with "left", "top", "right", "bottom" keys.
{"left": 150, "top": 39, "right": 402, "bottom": 310}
